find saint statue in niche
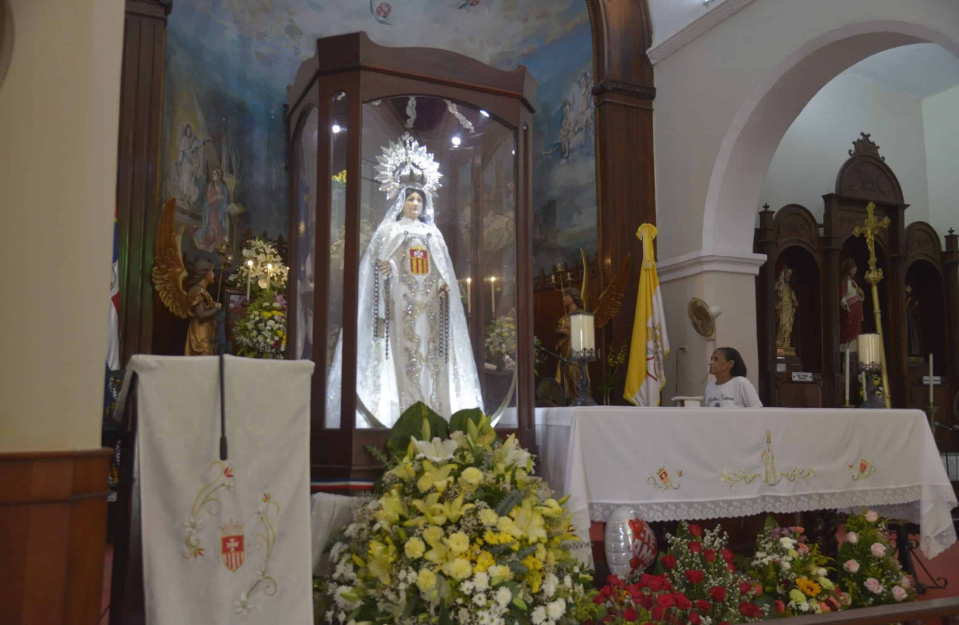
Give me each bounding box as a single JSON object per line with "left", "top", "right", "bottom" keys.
{"left": 905, "top": 283, "right": 923, "bottom": 358}
{"left": 839, "top": 259, "right": 865, "bottom": 352}
{"left": 774, "top": 266, "right": 798, "bottom": 356}
{"left": 326, "top": 133, "right": 483, "bottom": 428}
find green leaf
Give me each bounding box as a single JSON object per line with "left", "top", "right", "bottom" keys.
{"left": 763, "top": 514, "right": 780, "bottom": 529}
{"left": 449, "top": 408, "right": 485, "bottom": 434}
{"left": 385, "top": 402, "right": 449, "bottom": 459}
{"left": 508, "top": 561, "right": 529, "bottom": 576}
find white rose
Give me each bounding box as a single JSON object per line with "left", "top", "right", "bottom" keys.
{"left": 846, "top": 532, "right": 858, "bottom": 544}
{"left": 864, "top": 510, "right": 879, "bottom": 523}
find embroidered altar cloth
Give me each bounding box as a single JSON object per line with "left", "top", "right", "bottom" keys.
{"left": 116, "top": 355, "right": 315, "bottom": 624}
{"left": 534, "top": 407, "right": 957, "bottom": 560}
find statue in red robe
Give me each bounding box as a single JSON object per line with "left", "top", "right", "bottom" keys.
{"left": 839, "top": 259, "right": 864, "bottom": 352}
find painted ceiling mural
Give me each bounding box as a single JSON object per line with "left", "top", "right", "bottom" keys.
{"left": 162, "top": 0, "right": 597, "bottom": 276}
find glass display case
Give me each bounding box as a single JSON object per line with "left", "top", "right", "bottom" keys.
{"left": 287, "top": 33, "right": 537, "bottom": 481}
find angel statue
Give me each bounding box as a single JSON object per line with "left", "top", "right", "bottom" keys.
{"left": 774, "top": 266, "right": 798, "bottom": 356}
{"left": 554, "top": 250, "right": 631, "bottom": 403}
{"left": 326, "top": 133, "right": 482, "bottom": 428}
{"left": 152, "top": 198, "right": 222, "bottom": 356}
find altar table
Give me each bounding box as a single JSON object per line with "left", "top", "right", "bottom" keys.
{"left": 533, "top": 407, "right": 958, "bottom": 560}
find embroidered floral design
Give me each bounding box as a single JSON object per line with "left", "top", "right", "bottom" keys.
{"left": 182, "top": 461, "right": 235, "bottom": 559}
{"left": 370, "top": 0, "right": 392, "bottom": 24}
{"left": 235, "top": 492, "right": 281, "bottom": 618}
{"left": 648, "top": 466, "right": 683, "bottom": 490}
{"left": 721, "top": 432, "right": 815, "bottom": 489}
{"left": 849, "top": 459, "right": 876, "bottom": 481}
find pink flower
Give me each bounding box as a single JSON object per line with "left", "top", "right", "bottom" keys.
{"left": 375, "top": 2, "right": 391, "bottom": 18}
{"left": 864, "top": 510, "right": 879, "bottom": 523}
{"left": 843, "top": 559, "right": 860, "bottom": 573}
{"left": 892, "top": 586, "right": 907, "bottom": 602}
{"left": 900, "top": 575, "right": 913, "bottom": 590}
{"left": 845, "top": 532, "right": 858, "bottom": 545}
{"left": 870, "top": 543, "right": 887, "bottom": 558}
{"left": 864, "top": 578, "right": 883, "bottom": 594}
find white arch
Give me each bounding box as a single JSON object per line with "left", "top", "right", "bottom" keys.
{"left": 702, "top": 19, "right": 959, "bottom": 256}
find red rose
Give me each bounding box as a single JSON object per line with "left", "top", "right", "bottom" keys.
{"left": 689, "top": 613, "right": 702, "bottom": 625}
{"left": 739, "top": 603, "right": 752, "bottom": 617}
{"left": 662, "top": 554, "right": 677, "bottom": 570}
{"left": 685, "top": 570, "right": 705, "bottom": 585}
{"left": 652, "top": 607, "right": 665, "bottom": 621}
{"left": 738, "top": 581, "right": 751, "bottom": 596}
{"left": 601, "top": 585, "right": 613, "bottom": 599}
{"left": 661, "top": 578, "right": 673, "bottom": 591}
{"left": 648, "top": 578, "right": 663, "bottom": 592}
{"left": 601, "top": 617, "right": 614, "bottom": 624}
{"left": 704, "top": 549, "right": 716, "bottom": 563}
{"left": 710, "top": 586, "right": 727, "bottom": 602}
{"left": 689, "top": 524, "right": 703, "bottom": 537}
{"left": 609, "top": 575, "right": 626, "bottom": 589}
{"left": 722, "top": 549, "right": 734, "bottom": 563}
{"left": 630, "top": 557, "right": 641, "bottom": 570}
{"left": 696, "top": 600, "right": 711, "bottom": 613}
{"left": 687, "top": 542, "right": 703, "bottom": 554}
{"left": 826, "top": 596, "right": 841, "bottom": 611}
{"left": 639, "top": 574, "right": 654, "bottom": 588}
{"left": 774, "top": 600, "right": 786, "bottom": 614}
{"left": 657, "top": 594, "right": 676, "bottom": 609}
{"left": 624, "top": 608, "right": 638, "bottom": 622}
{"left": 592, "top": 594, "right": 606, "bottom": 605}
{"left": 642, "top": 594, "right": 654, "bottom": 609}
{"left": 674, "top": 593, "right": 692, "bottom": 611}
{"left": 726, "top": 563, "right": 737, "bottom": 572}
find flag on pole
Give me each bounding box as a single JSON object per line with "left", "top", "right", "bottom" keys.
{"left": 624, "top": 224, "right": 670, "bottom": 406}
{"left": 104, "top": 209, "right": 121, "bottom": 417}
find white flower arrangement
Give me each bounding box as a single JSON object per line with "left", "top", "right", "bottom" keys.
{"left": 229, "top": 238, "right": 289, "bottom": 297}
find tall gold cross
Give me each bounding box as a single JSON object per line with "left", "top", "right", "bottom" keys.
{"left": 853, "top": 202, "right": 890, "bottom": 277}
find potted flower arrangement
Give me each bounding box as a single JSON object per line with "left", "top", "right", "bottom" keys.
{"left": 485, "top": 310, "right": 518, "bottom": 372}
{"left": 314, "top": 403, "right": 603, "bottom": 625}
{"left": 857, "top": 373, "right": 884, "bottom": 406}
{"left": 836, "top": 509, "right": 916, "bottom": 607}
{"left": 748, "top": 525, "right": 848, "bottom": 616}
{"left": 229, "top": 238, "right": 289, "bottom": 359}
{"left": 596, "top": 342, "right": 629, "bottom": 406}
{"left": 229, "top": 237, "right": 289, "bottom": 300}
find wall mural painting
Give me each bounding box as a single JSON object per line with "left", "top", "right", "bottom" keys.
{"left": 162, "top": 0, "right": 598, "bottom": 282}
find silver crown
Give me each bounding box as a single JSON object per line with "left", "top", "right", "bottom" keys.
{"left": 374, "top": 133, "right": 442, "bottom": 201}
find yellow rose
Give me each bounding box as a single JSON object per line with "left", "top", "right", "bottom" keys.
{"left": 416, "top": 568, "right": 437, "bottom": 592}
{"left": 404, "top": 537, "right": 426, "bottom": 559}
{"left": 423, "top": 525, "right": 444, "bottom": 547}
{"left": 460, "top": 467, "right": 484, "bottom": 487}
{"left": 446, "top": 531, "right": 470, "bottom": 555}
{"left": 479, "top": 509, "right": 499, "bottom": 527}
{"left": 447, "top": 557, "right": 473, "bottom": 580}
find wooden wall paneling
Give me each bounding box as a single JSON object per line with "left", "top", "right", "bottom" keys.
{"left": 944, "top": 230, "right": 959, "bottom": 430}
{"left": 755, "top": 206, "right": 777, "bottom": 406}
{"left": 0, "top": 450, "right": 112, "bottom": 625}
{"left": 116, "top": 0, "right": 172, "bottom": 364}
{"left": 586, "top": 0, "right": 656, "bottom": 403}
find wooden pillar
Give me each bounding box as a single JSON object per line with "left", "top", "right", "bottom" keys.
{"left": 116, "top": 0, "right": 172, "bottom": 365}
{"left": 756, "top": 205, "right": 777, "bottom": 406}
{"left": 586, "top": 0, "right": 656, "bottom": 401}
{"left": 822, "top": 239, "right": 841, "bottom": 408}
{"left": 944, "top": 229, "right": 959, "bottom": 412}
{"left": 886, "top": 209, "right": 908, "bottom": 408}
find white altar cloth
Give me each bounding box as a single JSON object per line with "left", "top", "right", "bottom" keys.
{"left": 117, "top": 355, "right": 315, "bottom": 625}
{"left": 534, "top": 407, "right": 957, "bottom": 559}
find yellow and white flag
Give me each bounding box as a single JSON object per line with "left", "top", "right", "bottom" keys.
{"left": 624, "top": 224, "right": 670, "bottom": 406}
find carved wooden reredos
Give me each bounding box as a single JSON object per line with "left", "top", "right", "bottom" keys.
{"left": 835, "top": 132, "right": 904, "bottom": 204}
{"left": 773, "top": 204, "right": 820, "bottom": 259}
{"left": 906, "top": 222, "right": 944, "bottom": 271}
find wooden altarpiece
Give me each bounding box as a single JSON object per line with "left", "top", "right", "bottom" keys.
{"left": 286, "top": 33, "right": 537, "bottom": 488}
{"left": 757, "top": 133, "right": 959, "bottom": 416}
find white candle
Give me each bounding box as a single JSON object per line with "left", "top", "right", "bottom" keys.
{"left": 266, "top": 263, "right": 273, "bottom": 291}
{"left": 570, "top": 313, "right": 595, "bottom": 352}
{"left": 246, "top": 259, "right": 253, "bottom": 300}
{"left": 930, "top": 353, "right": 934, "bottom": 405}
{"left": 490, "top": 276, "right": 496, "bottom": 313}
{"left": 844, "top": 349, "right": 850, "bottom": 405}
{"left": 466, "top": 277, "right": 472, "bottom": 316}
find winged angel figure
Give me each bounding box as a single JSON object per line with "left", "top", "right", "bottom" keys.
{"left": 555, "top": 249, "right": 631, "bottom": 402}
{"left": 152, "top": 198, "right": 221, "bottom": 356}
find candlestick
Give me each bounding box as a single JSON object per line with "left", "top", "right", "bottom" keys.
{"left": 490, "top": 276, "right": 496, "bottom": 313}
{"left": 266, "top": 263, "right": 273, "bottom": 292}
{"left": 930, "top": 353, "right": 934, "bottom": 405}
{"left": 246, "top": 259, "right": 253, "bottom": 300}
{"left": 844, "top": 349, "right": 850, "bottom": 405}
{"left": 862, "top": 372, "right": 866, "bottom": 402}
{"left": 466, "top": 277, "right": 472, "bottom": 316}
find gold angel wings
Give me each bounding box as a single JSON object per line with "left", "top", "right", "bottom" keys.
{"left": 579, "top": 248, "right": 631, "bottom": 328}
{"left": 151, "top": 198, "right": 192, "bottom": 318}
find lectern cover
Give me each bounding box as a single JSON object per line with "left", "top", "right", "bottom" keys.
{"left": 116, "top": 355, "right": 315, "bottom": 624}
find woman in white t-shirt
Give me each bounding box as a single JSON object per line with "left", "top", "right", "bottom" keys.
{"left": 704, "top": 347, "right": 763, "bottom": 408}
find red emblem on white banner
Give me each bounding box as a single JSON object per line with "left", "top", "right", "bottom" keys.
{"left": 409, "top": 246, "right": 429, "bottom": 275}
{"left": 220, "top": 521, "right": 245, "bottom": 572}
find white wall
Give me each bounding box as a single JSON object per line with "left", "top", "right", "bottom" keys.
{"left": 923, "top": 84, "right": 959, "bottom": 238}
{"left": 0, "top": 0, "right": 124, "bottom": 452}
{"left": 761, "top": 71, "right": 931, "bottom": 225}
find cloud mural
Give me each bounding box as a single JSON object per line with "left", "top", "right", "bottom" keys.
{"left": 162, "top": 0, "right": 597, "bottom": 276}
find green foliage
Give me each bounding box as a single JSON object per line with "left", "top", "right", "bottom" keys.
{"left": 449, "top": 408, "right": 485, "bottom": 434}
{"left": 385, "top": 402, "right": 449, "bottom": 459}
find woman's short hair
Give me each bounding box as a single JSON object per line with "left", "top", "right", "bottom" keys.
{"left": 718, "top": 346, "right": 747, "bottom": 378}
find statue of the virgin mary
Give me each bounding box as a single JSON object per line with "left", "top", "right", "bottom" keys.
{"left": 326, "top": 133, "right": 484, "bottom": 428}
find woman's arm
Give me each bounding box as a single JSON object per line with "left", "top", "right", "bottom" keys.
{"left": 740, "top": 378, "right": 763, "bottom": 408}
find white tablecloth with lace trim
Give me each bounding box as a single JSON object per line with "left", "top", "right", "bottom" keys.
{"left": 533, "top": 407, "right": 957, "bottom": 559}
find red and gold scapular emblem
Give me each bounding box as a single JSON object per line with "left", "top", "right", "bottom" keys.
{"left": 220, "top": 520, "right": 245, "bottom": 572}
{"left": 409, "top": 246, "right": 429, "bottom": 275}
